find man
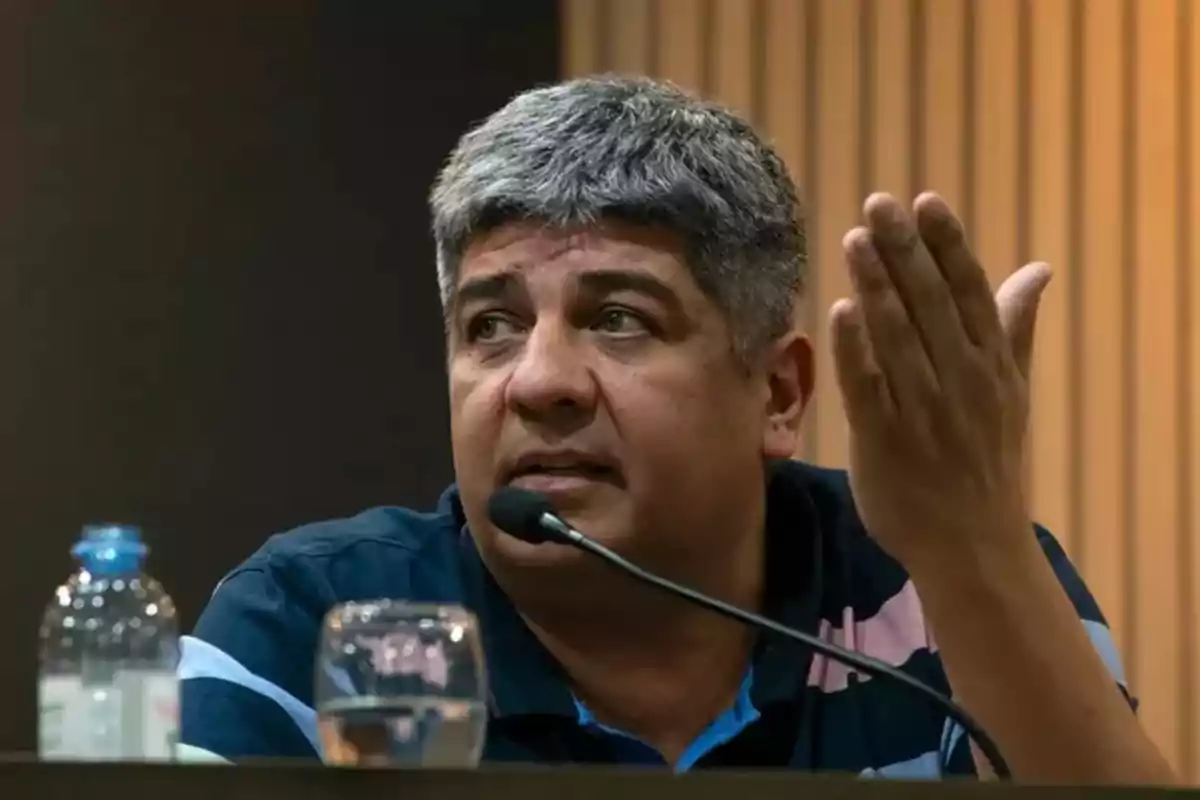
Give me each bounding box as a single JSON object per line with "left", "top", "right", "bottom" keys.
{"left": 178, "top": 75, "right": 1174, "bottom": 783}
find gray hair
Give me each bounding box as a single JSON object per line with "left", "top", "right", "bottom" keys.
{"left": 428, "top": 74, "right": 805, "bottom": 359}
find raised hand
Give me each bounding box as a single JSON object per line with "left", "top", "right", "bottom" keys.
{"left": 829, "top": 192, "right": 1052, "bottom": 575}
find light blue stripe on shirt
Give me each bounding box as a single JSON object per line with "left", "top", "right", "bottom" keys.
{"left": 176, "top": 743, "right": 233, "bottom": 763}
{"left": 1082, "top": 619, "right": 1127, "bottom": 685}
{"left": 861, "top": 749, "right": 942, "bottom": 779}
{"left": 177, "top": 635, "right": 323, "bottom": 754}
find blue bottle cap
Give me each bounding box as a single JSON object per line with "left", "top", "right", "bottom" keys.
{"left": 71, "top": 523, "right": 149, "bottom": 576}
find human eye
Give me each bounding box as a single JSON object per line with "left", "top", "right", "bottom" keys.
{"left": 591, "top": 306, "right": 653, "bottom": 336}
{"left": 466, "top": 311, "right": 524, "bottom": 343}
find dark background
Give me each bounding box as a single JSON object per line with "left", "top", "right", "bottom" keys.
{"left": 0, "top": 1, "right": 559, "bottom": 752}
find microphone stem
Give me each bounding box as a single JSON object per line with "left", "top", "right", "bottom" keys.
{"left": 566, "top": 531, "right": 1012, "bottom": 780}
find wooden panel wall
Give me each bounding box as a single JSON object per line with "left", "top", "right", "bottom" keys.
{"left": 561, "top": 0, "right": 1200, "bottom": 778}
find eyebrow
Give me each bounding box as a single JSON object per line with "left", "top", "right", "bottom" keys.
{"left": 452, "top": 272, "right": 519, "bottom": 313}
{"left": 575, "top": 269, "right": 682, "bottom": 312}
{"left": 449, "top": 267, "right": 683, "bottom": 319}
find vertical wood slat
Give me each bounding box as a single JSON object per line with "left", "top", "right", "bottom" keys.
{"left": 709, "top": 0, "right": 756, "bottom": 121}
{"left": 654, "top": 0, "right": 707, "bottom": 93}
{"left": 760, "top": 0, "right": 815, "bottom": 459}
{"left": 1187, "top": 0, "right": 1200, "bottom": 776}
{"left": 810, "top": 0, "right": 861, "bottom": 469}
{"left": 608, "top": 0, "right": 655, "bottom": 75}
{"left": 971, "top": 0, "right": 1020, "bottom": 291}
{"left": 561, "top": 0, "right": 603, "bottom": 77}
{"left": 1176, "top": 0, "right": 1195, "bottom": 777}
{"left": 868, "top": 0, "right": 912, "bottom": 203}
{"left": 1132, "top": 0, "right": 1183, "bottom": 768}
{"left": 921, "top": 0, "right": 967, "bottom": 213}
{"left": 562, "top": 0, "right": 1197, "bottom": 777}
{"left": 1078, "top": 0, "right": 1131, "bottom": 701}
{"left": 760, "top": 0, "right": 809, "bottom": 266}
{"left": 1027, "top": 0, "right": 1074, "bottom": 556}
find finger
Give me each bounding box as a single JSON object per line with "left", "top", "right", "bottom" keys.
{"left": 863, "top": 193, "right": 969, "bottom": 377}
{"left": 830, "top": 297, "right": 894, "bottom": 427}
{"left": 996, "top": 262, "right": 1053, "bottom": 379}
{"left": 913, "top": 192, "right": 1000, "bottom": 349}
{"left": 843, "top": 226, "right": 938, "bottom": 414}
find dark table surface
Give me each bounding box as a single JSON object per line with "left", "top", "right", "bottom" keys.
{"left": 0, "top": 758, "right": 1193, "bottom": 800}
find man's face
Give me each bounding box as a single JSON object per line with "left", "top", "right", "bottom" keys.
{"left": 447, "top": 221, "right": 808, "bottom": 573}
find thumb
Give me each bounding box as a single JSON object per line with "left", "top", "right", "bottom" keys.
{"left": 995, "top": 261, "right": 1053, "bottom": 379}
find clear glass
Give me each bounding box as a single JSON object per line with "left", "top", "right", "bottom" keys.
{"left": 315, "top": 600, "right": 488, "bottom": 768}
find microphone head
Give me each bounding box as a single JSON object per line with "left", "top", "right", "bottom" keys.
{"left": 487, "top": 487, "right": 561, "bottom": 544}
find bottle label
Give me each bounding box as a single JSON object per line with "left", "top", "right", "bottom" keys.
{"left": 39, "top": 670, "right": 179, "bottom": 761}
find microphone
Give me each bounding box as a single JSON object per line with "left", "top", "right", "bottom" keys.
{"left": 487, "top": 486, "right": 1011, "bottom": 780}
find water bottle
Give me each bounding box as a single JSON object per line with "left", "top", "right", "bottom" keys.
{"left": 38, "top": 523, "right": 180, "bottom": 761}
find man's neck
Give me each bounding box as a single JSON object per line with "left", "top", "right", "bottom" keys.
{"left": 498, "top": 534, "right": 767, "bottom": 765}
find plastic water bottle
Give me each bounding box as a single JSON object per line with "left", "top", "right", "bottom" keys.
{"left": 38, "top": 523, "right": 180, "bottom": 761}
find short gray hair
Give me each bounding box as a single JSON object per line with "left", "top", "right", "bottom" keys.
{"left": 429, "top": 74, "right": 805, "bottom": 358}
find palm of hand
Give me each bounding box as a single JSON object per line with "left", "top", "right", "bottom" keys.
{"left": 831, "top": 193, "right": 1050, "bottom": 571}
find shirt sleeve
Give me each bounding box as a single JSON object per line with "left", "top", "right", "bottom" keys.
{"left": 177, "top": 559, "right": 326, "bottom": 762}
{"left": 941, "top": 524, "right": 1134, "bottom": 776}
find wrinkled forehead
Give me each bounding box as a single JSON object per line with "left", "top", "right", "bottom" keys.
{"left": 464, "top": 222, "right": 608, "bottom": 266}
{"left": 450, "top": 221, "right": 698, "bottom": 308}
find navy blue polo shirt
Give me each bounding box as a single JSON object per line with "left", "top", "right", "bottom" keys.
{"left": 177, "top": 460, "right": 1133, "bottom": 776}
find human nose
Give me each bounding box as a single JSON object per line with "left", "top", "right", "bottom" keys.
{"left": 504, "top": 320, "right": 597, "bottom": 425}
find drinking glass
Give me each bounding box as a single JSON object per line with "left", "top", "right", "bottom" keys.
{"left": 315, "top": 601, "right": 488, "bottom": 768}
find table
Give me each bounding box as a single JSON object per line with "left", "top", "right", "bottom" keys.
{"left": 0, "top": 758, "right": 1193, "bottom": 800}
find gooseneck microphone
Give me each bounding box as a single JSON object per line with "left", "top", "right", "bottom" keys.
{"left": 487, "top": 486, "right": 1011, "bottom": 780}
